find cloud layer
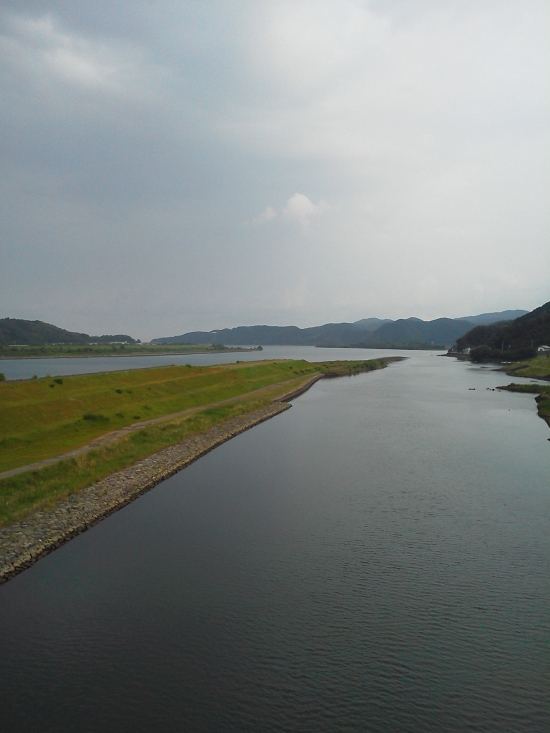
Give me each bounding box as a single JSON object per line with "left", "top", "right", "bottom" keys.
{"left": 0, "top": 1, "right": 548, "bottom": 339}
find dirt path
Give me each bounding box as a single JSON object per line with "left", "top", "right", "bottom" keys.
{"left": 0, "top": 373, "right": 322, "bottom": 481}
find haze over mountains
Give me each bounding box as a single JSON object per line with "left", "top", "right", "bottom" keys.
{"left": 152, "top": 310, "right": 528, "bottom": 349}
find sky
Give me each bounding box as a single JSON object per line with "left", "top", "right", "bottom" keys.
{"left": 1, "top": 1, "right": 548, "bottom": 341}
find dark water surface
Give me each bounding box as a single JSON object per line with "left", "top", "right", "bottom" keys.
{"left": 0, "top": 354, "right": 548, "bottom": 732}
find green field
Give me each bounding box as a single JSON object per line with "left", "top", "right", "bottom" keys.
{"left": 0, "top": 342, "right": 259, "bottom": 359}
{"left": 0, "top": 358, "right": 388, "bottom": 525}
{"left": 502, "top": 354, "right": 550, "bottom": 380}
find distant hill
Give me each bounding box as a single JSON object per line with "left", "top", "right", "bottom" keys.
{"left": 455, "top": 302, "right": 550, "bottom": 359}
{"left": 457, "top": 309, "right": 528, "bottom": 326}
{"left": 354, "top": 318, "right": 473, "bottom": 348}
{"left": 153, "top": 323, "right": 375, "bottom": 347}
{"left": 351, "top": 318, "right": 393, "bottom": 330}
{"left": 153, "top": 309, "right": 524, "bottom": 348}
{"left": 0, "top": 318, "right": 136, "bottom": 345}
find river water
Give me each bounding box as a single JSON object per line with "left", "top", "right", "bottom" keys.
{"left": 0, "top": 345, "right": 410, "bottom": 380}
{"left": 0, "top": 352, "right": 548, "bottom": 732}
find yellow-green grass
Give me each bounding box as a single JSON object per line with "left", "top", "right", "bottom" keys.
{"left": 0, "top": 359, "right": 386, "bottom": 474}
{"left": 0, "top": 358, "right": 388, "bottom": 526}
{"left": 0, "top": 360, "right": 323, "bottom": 473}
{"left": 0, "top": 396, "right": 270, "bottom": 526}
{"left": 502, "top": 354, "right": 550, "bottom": 380}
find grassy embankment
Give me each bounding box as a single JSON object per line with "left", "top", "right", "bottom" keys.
{"left": 0, "top": 358, "right": 387, "bottom": 525}
{"left": 0, "top": 342, "right": 258, "bottom": 359}
{"left": 501, "top": 354, "right": 550, "bottom": 381}
{"left": 497, "top": 355, "right": 550, "bottom": 430}
{"left": 498, "top": 382, "right": 550, "bottom": 430}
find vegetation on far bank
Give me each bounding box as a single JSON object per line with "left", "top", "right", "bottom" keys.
{"left": 500, "top": 354, "right": 550, "bottom": 381}
{"left": 0, "top": 358, "right": 390, "bottom": 526}
{"left": 0, "top": 317, "right": 137, "bottom": 347}
{"left": 451, "top": 301, "right": 550, "bottom": 363}
{"left": 0, "top": 342, "right": 261, "bottom": 359}
{"left": 470, "top": 344, "right": 540, "bottom": 363}
{"left": 345, "top": 341, "right": 446, "bottom": 350}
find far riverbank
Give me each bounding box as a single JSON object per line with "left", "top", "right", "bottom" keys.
{"left": 0, "top": 346, "right": 259, "bottom": 361}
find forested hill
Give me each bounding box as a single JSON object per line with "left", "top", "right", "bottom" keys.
{"left": 455, "top": 310, "right": 528, "bottom": 326}
{"left": 354, "top": 318, "right": 473, "bottom": 348}
{"left": 0, "top": 318, "right": 136, "bottom": 345}
{"left": 153, "top": 321, "right": 390, "bottom": 347}
{"left": 153, "top": 310, "right": 526, "bottom": 348}
{"left": 454, "top": 301, "right": 550, "bottom": 358}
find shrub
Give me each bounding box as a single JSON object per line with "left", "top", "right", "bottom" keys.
{"left": 82, "top": 413, "right": 110, "bottom": 422}
{"left": 470, "top": 345, "right": 494, "bottom": 363}
{"left": 0, "top": 373, "right": 5, "bottom": 382}
{"left": 471, "top": 345, "right": 537, "bottom": 363}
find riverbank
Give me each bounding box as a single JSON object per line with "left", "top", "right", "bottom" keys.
{"left": 0, "top": 360, "right": 324, "bottom": 475}
{"left": 445, "top": 352, "right": 550, "bottom": 380}
{"left": 501, "top": 354, "right": 550, "bottom": 381}
{"left": 498, "top": 382, "right": 550, "bottom": 430}
{"left": 0, "top": 402, "right": 290, "bottom": 584}
{"left": 0, "top": 372, "right": 326, "bottom": 482}
{"left": 0, "top": 359, "right": 390, "bottom": 477}
{"left": 0, "top": 344, "right": 259, "bottom": 360}
{"left": 0, "top": 360, "right": 396, "bottom": 583}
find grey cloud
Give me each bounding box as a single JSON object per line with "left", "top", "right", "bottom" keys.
{"left": 1, "top": 1, "right": 548, "bottom": 340}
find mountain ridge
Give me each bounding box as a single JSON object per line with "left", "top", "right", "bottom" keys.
{"left": 454, "top": 302, "right": 550, "bottom": 359}
{"left": 152, "top": 309, "right": 528, "bottom": 348}
{"left": 0, "top": 318, "right": 136, "bottom": 346}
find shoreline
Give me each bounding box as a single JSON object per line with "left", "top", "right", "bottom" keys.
{"left": 0, "top": 373, "right": 329, "bottom": 583}
{"left": 0, "top": 401, "right": 290, "bottom": 584}
{"left": 0, "top": 363, "right": 397, "bottom": 584}
{"left": 445, "top": 352, "right": 550, "bottom": 381}
{"left": 0, "top": 373, "right": 323, "bottom": 481}
{"left": 0, "top": 347, "right": 257, "bottom": 361}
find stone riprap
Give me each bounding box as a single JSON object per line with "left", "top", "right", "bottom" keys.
{"left": 0, "top": 402, "right": 291, "bottom": 584}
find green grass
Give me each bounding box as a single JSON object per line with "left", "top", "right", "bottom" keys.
{"left": 502, "top": 354, "right": 550, "bottom": 380}
{"left": 0, "top": 358, "right": 389, "bottom": 525}
{"left": 0, "top": 360, "right": 322, "bottom": 472}
{"left": 0, "top": 397, "right": 269, "bottom": 526}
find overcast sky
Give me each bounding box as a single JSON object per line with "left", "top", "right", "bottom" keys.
{"left": 1, "top": 1, "right": 548, "bottom": 340}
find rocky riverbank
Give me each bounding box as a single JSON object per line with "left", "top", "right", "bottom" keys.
{"left": 0, "top": 364, "right": 392, "bottom": 584}
{"left": 0, "top": 402, "right": 290, "bottom": 584}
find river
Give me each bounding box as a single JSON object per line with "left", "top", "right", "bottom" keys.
{"left": 0, "top": 351, "right": 547, "bottom": 732}
{"left": 1, "top": 345, "right": 415, "bottom": 380}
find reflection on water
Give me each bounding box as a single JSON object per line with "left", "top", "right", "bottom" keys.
{"left": 0, "top": 353, "right": 547, "bottom": 732}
